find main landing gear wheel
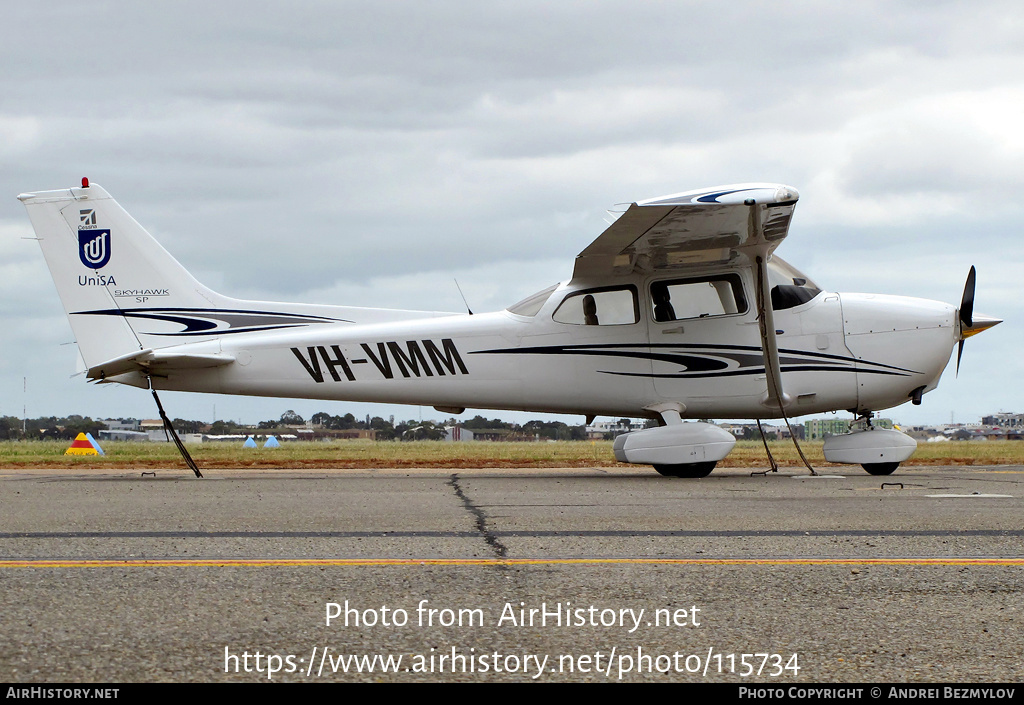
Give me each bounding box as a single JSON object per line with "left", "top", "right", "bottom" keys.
{"left": 653, "top": 461, "right": 717, "bottom": 478}
{"left": 862, "top": 462, "right": 899, "bottom": 476}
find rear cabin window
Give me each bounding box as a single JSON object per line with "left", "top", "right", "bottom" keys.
{"left": 507, "top": 284, "right": 557, "bottom": 317}
{"left": 553, "top": 287, "right": 638, "bottom": 326}
{"left": 650, "top": 274, "right": 747, "bottom": 322}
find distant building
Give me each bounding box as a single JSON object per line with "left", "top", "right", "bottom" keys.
{"left": 442, "top": 424, "right": 543, "bottom": 441}
{"left": 325, "top": 429, "right": 376, "bottom": 440}
{"left": 981, "top": 413, "right": 1024, "bottom": 429}
{"left": 804, "top": 418, "right": 850, "bottom": 440}
{"left": 286, "top": 426, "right": 376, "bottom": 441}
{"left": 804, "top": 417, "right": 892, "bottom": 440}
{"left": 100, "top": 418, "right": 140, "bottom": 432}
{"left": 585, "top": 419, "right": 646, "bottom": 440}
{"left": 445, "top": 425, "right": 474, "bottom": 442}
{"left": 723, "top": 422, "right": 803, "bottom": 441}
{"left": 139, "top": 419, "right": 169, "bottom": 442}
{"left": 98, "top": 429, "right": 149, "bottom": 442}
{"left": 469, "top": 428, "right": 514, "bottom": 442}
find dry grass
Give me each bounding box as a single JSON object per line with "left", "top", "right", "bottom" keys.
{"left": 0, "top": 439, "right": 1018, "bottom": 470}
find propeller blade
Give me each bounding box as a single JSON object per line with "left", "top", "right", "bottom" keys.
{"left": 955, "top": 266, "right": 1001, "bottom": 375}
{"left": 959, "top": 265, "right": 976, "bottom": 330}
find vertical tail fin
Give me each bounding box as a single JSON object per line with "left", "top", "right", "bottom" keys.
{"left": 20, "top": 181, "right": 448, "bottom": 379}
{"left": 19, "top": 182, "right": 226, "bottom": 369}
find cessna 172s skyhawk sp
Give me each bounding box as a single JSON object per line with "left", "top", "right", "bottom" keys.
{"left": 20, "top": 180, "right": 999, "bottom": 477}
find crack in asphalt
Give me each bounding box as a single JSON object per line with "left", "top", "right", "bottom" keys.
{"left": 447, "top": 473, "right": 507, "bottom": 558}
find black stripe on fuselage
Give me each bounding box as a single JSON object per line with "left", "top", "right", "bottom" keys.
{"left": 470, "top": 342, "right": 917, "bottom": 378}
{"left": 73, "top": 307, "right": 351, "bottom": 336}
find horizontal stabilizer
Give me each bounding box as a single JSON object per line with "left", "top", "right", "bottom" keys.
{"left": 87, "top": 349, "right": 235, "bottom": 381}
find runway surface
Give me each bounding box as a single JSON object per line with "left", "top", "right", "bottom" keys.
{"left": 1, "top": 465, "right": 1021, "bottom": 682}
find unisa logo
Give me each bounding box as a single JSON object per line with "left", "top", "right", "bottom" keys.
{"left": 78, "top": 229, "right": 112, "bottom": 269}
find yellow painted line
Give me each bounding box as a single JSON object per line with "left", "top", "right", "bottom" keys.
{"left": 1, "top": 557, "right": 1023, "bottom": 568}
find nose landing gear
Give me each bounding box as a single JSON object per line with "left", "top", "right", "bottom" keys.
{"left": 822, "top": 412, "right": 917, "bottom": 475}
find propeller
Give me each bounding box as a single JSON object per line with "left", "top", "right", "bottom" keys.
{"left": 956, "top": 266, "right": 1001, "bottom": 375}
{"left": 956, "top": 266, "right": 975, "bottom": 375}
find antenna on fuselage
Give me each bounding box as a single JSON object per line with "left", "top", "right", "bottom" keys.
{"left": 454, "top": 279, "right": 473, "bottom": 315}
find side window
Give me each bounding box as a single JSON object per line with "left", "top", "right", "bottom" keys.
{"left": 651, "top": 274, "right": 747, "bottom": 322}
{"left": 553, "top": 287, "right": 638, "bottom": 325}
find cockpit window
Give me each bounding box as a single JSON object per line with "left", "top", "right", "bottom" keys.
{"left": 650, "top": 274, "right": 747, "bottom": 322}
{"left": 507, "top": 284, "right": 557, "bottom": 317}
{"left": 768, "top": 256, "right": 821, "bottom": 310}
{"left": 553, "top": 286, "right": 638, "bottom": 325}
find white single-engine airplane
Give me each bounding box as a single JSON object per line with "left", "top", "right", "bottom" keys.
{"left": 20, "top": 179, "right": 1000, "bottom": 477}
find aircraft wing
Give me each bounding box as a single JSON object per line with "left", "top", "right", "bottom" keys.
{"left": 572, "top": 183, "right": 799, "bottom": 281}
{"left": 573, "top": 183, "right": 801, "bottom": 412}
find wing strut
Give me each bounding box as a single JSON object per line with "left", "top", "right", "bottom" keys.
{"left": 149, "top": 382, "right": 203, "bottom": 478}
{"left": 753, "top": 254, "right": 786, "bottom": 408}
{"left": 752, "top": 246, "right": 816, "bottom": 475}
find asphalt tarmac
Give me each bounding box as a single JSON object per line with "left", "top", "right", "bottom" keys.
{"left": 1, "top": 465, "right": 1021, "bottom": 683}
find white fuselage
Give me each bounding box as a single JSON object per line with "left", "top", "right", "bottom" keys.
{"left": 18, "top": 180, "right": 963, "bottom": 424}
{"left": 140, "top": 271, "right": 959, "bottom": 420}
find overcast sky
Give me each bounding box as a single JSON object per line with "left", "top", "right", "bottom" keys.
{"left": 1, "top": 1, "right": 1020, "bottom": 428}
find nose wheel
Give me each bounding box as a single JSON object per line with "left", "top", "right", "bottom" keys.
{"left": 653, "top": 462, "right": 717, "bottom": 478}
{"left": 862, "top": 462, "right": 899, "bottom": 476}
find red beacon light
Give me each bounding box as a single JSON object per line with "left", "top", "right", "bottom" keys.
{"left": 81, "top": 177, "right": 90, "bottom": 188}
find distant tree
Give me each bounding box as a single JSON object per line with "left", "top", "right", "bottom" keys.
{"left": 368, "top": 416, "right": 397, "bottom": 440}
{"left": 280, "top": 410, "right": 304, "bottom": 425}
{"left": 171, "top": 418, "right": 204, "bottom": 434}
{"left": 311, "top": 411, "right": 333, "bottom": 427}
{"left": 463, "top": 415, "right": 512, "bottom": 430}
{"left": 522, "top": 419, "right": 585, "bottom": 440}
{"left": 0, "top": 416, "right": 22, "bottom": 440}
{"left": 312, "top": 412, "right": 361, "bottom": 430}
{"left": 740, "top": 426, "right": 762, "bottom": 441}
{"left": 209, "top": 420, "right": 245, "bottom": 435}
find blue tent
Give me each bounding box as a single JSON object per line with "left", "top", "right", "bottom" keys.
{"left": 263, "top": 436, "right": 280, "bottom": 448}
{"left": 243, "top": 436, "right": 257, "bottom": 448}
{"left": 85, "top": 432, "right": 105, "bottom": 455}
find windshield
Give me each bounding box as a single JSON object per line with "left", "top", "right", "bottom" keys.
{"left": 767, "top": 256, "right": 819, "bottom": 290}
{"left": 768, "top": 256, "right": 822, "bottom": 310}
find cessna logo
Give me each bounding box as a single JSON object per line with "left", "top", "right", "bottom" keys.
{"left": 292, "top": 338, "right": 468, "bottom": 383}
{"left": 78, "top": 229, "right": 111, "bottom": 270}
{"left": 79, "top": 209, "right": 96, "bottom": 227}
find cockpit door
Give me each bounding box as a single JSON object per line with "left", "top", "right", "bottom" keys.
{"left": 646, "top": 272, "right": 764, "bottom": 413}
